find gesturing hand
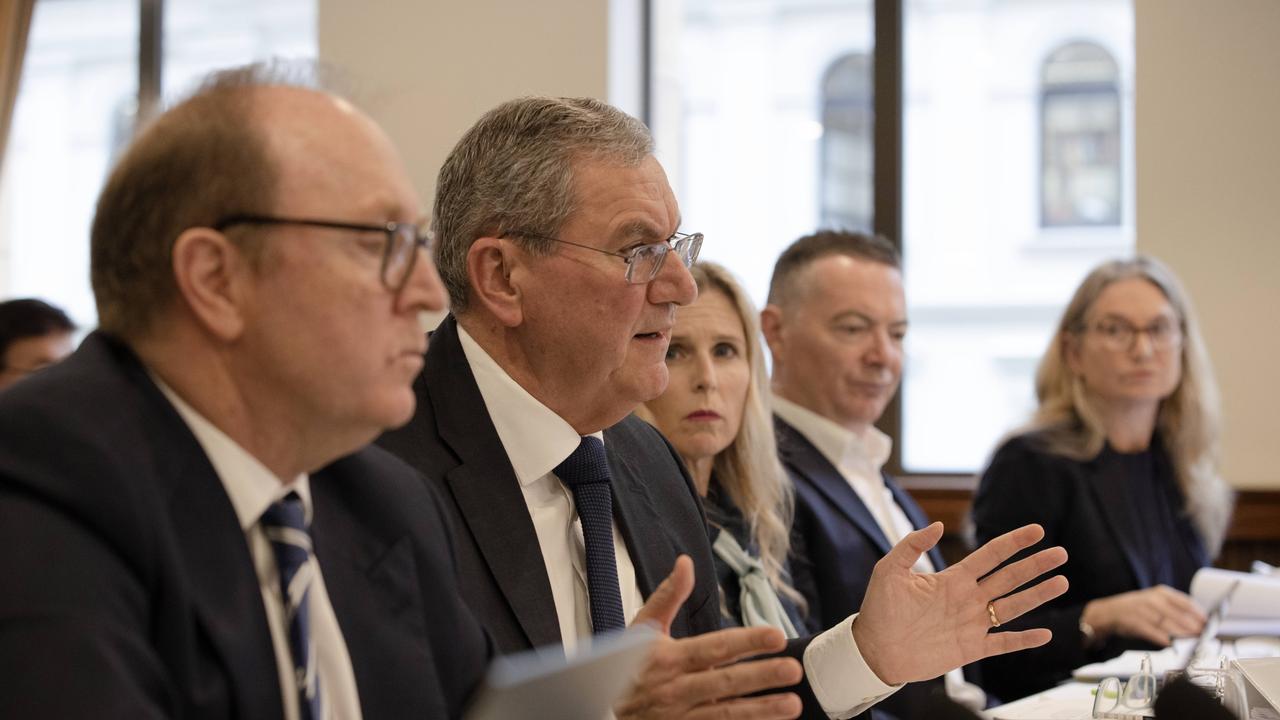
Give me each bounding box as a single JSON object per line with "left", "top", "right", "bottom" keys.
{"left": 615, "top": 556, "right": 804, "bottom": 720}
{"left": 1082, "top": 585, "right": 1206, "bottom": 647}
{"left": 852, "top": 522, "right": 1069, "bottom": 686}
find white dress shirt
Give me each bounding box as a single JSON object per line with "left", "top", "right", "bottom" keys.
{"left": 156, "top": 380, "right": 363, "bottom": 720}
{"left": 458, "top": 326, "right": 896, "bottom": 718}
{"left": 772, "top": 394, "right": 988, "bottom": 711}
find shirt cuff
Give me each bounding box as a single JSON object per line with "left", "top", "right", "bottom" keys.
{"left": 802, "top": 613, "right": 902, "bottom": 719}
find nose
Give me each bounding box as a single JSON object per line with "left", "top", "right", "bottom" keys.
{"left": 1130, "top": 328, "right": 1156, "bottom": 359}
{"left": 692, "top": 351, "right": 717, "bottom": 392}
{"left": 647, "top": 252, "right": 698, "bottom": 307}
{"left": 863, "top": 327, "right": 897, "bottom": 367}
{"left": 396, "top": 247, "right": 449, "bottom": 315}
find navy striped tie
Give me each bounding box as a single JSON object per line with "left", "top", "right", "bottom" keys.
{"left": 555, "top": 436, "right": 626, "bottom": 634}
{"left": 261, "top": 492, "right": 322, "bottom": 720}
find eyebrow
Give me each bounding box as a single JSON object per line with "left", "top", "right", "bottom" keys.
{"left": 1096, "top": 312, "right": 1176, "bottom": 325}
{"left": 831, "top": 310, "right": 909, "bottom": 327}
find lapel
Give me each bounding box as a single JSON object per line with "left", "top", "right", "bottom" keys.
{"left": 775, "top": 416, "right": 894, "bottom": 556}
{"left": 1082, "top": 450, "right": 1152, "bottom": 588}
{"left": 114, "top": 342, "right": 282, "bottom": 720}
{"left": 425, "top": 317, "right": 563, "bottom": 649}
{"left": 310, "top": 460, "right": 434, "bottom": 715}
{"left": 606, "top": 423, "right": 679, "bottom": 600}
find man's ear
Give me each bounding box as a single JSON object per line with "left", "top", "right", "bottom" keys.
{"left": 170, "top": 227, "right": 250, "bottom": 341}
{"left": 760, "top": 304, "right": 786, "bottom": 359}
{"left": 466, "top": 236, "right": 525, "bottom": 327}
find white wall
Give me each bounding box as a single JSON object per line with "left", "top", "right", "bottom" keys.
{"left": 318, "top": 0, "right": 609, "bottom": 208}
{"left": 1135, "top": 0, "right": 1280, "bottom": 489}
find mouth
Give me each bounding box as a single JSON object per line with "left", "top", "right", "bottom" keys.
{"left": 686, "top": 410, "right": 721, "bottom": 421}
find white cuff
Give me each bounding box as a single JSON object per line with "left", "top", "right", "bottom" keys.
{"left": 802, "top": 613, "right": 902, "bottom": 719}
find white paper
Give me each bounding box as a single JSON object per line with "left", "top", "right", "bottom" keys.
{"left": 1191, "top": 568, "right": 1280, "bottom": 635}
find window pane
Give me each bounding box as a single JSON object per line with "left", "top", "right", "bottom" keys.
{"left": 651, "top": 0, "right": 874, "bottom": 306}
{"left": 0, "top": 0, "right": 138, "bottom": 326}
{"left": 900, "top": 0, "right": 1134, "bottom": 472}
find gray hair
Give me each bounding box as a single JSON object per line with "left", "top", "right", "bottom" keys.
{"left": 432, "top": 96, "right": 654, "bottom": 312}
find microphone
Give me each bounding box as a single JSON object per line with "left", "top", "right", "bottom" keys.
{"left": 916, "top": 692, "right": 984, "bottom": 720}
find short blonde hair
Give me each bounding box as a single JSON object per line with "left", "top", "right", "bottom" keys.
{"left": 639, "top": 261, "right": 805, "bottom": 614}
{"left": 1027, "top": 255, "right": 1232, "bottom": 552}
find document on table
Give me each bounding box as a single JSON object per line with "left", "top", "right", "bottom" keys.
{"left": 1191, "top": 568, "right": 1280, "bottom": 637}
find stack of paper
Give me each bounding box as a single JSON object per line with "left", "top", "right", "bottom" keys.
{"left": 1191, "top": 568, "right": 1280, "bottom": 637}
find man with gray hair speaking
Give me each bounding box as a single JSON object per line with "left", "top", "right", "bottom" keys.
{"left": 379, "top": 95, "right": 1069, "bottom": 719}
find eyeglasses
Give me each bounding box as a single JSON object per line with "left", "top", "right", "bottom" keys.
{"left": 504, "top": 230, "right": 703, "bottom": 285}
{"left": 1084, "top": 318, "right": 1183, "bottom": 353}
{"left": 214, "top": 214, "right": 433, "bottom": 293}
{"left": 1092, "top": 652, "right": 1157, "bottom": 718}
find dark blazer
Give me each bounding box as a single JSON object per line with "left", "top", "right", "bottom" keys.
{"left": 778, "top": 416, "right": 944, "bottom": 628}
{"left": 778, "top": 415, "right": 952, "bottom": 720}
{"left": 0, "top": 333, "right": 491, "bottom": 719}
{"left": 971, "top": 432, "right": 1210, "bottom": 701}
{"left": 378, "top": 316, "right": 836, "bottom": 717}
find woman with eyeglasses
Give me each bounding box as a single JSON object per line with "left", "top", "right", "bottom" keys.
{"left": 637, "top": 262, "right": 809, "bottom": 636}
{"left": 971, "top": 256, "right": 1233, "bottom": 701}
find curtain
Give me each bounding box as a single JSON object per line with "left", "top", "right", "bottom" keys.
{"left": 0, "top": 0, "right": 36, "bottom": 180}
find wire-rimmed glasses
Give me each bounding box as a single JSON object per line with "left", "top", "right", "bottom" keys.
{"left": 504, "top": 230, "right": 704, "bottom": 284}
{"left": 1084, "top": 318, "right": 1183, "bottom": 353}
{"left": 214, "top": 214, "right": 433, "bottom": 293}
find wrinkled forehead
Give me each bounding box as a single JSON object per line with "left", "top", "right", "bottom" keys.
{"left": 253, "top": 88, "right": 420, "bottom": 219}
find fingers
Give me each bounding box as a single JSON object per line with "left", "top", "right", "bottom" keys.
{"left": 989, "top": 574, "right": 1069, "bottom": 628}
{"left": 983, "top": 628, "right": 1053, "bottom": 657}
{"left": 880, "top": 521, "right": 945, "bottom": 573}
{"left": 667, "top": 658, "right": 803, "bottom": 710}
{"left": 685, "top": 693, "right": 803, "bottom": 720}
{"left": 1152, "top": 586, "right": 1207, "bottom": 636}
{"left": 670, "top": 626, "right": 788, "bottom": 672}
{"left": 632, "top": 555, "right": 694, "bottom": 634}
{"left": 977, "top": 546, "right": 1068, "bottom": 599}
{"left": 957, "top": 523, "right": 1046, "bottom": 579}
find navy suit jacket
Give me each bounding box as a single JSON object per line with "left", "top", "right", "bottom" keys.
{"left": 778, "top": 415, "right": 953, "bottom": 720}
{"left": 0, "top": 333, "right": 491, "bottom": 719}
{"left": 378, "top": 316, "right": 839, "bottom": 718}
{"left": 971, "top": 432, "right": 1210, "bottom": 701}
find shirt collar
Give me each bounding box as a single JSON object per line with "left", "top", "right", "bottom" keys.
{"left": 152, "top": 373, "right": 312, "bottom": 530}
{"left": 456, "top": 324, "right": 600, "bottom": 486}
{"left": 772, "top": 393, "right": 892, "bottom": 474}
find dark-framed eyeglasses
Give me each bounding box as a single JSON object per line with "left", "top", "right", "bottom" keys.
{"left": 213, "top": 214, "right": 433, "bottom": 293}
{"left": 503, "top": 229, "right": 703, "bottom": 285}
{"left": 1083, "top": 317, "right": 1183, "bottom": 353}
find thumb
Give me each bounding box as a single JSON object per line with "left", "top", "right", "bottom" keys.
{"left": 881, "top": 522, "right": 944, "bottom": 573}
{"left": 631, "top": 554, "right": 694, "bottom": 635}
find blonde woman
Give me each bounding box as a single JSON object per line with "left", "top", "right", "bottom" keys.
{"left": 972, "top": 255, "right": 1233, "bottom": 700}
{"left": 639, "top": 262, "right": 808, "bottom": 635}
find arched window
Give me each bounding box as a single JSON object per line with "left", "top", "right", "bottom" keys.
{"left": 820, "top": 52, "right": 873, "bottom": 231}
{"left": 1041, "top": 41, "right": 1121, "bottom": 226}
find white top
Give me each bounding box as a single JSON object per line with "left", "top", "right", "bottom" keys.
{"left": 457, "top": 325, "right": 896, "bottom": 718}
{"left": 156, "top": 379, "right": 362, "bottom": 720}
{"left": 772, "top": 394, "right": 989, "bottom": 711}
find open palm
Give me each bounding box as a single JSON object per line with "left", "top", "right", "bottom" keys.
{"left": 852, "top": 522, "right": 1069, "bottom": 686}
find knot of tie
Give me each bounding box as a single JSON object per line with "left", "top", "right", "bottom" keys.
{"left": 554, "top": 436, "right": 626, "bottom": 634}
{"left": 260, "top": 492, "right": 322, "bottom": 720}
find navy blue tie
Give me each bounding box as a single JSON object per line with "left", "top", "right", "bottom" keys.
{"left": 555, "top": 436, "right": 627, "bottom": 634}
{"left": 261, "top": 492, "right": 322, "bottom": 720}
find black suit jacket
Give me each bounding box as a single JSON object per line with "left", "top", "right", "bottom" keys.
{"left": 0, "top": 333, "right": 491, "bottom": 719}
{"left": 378, "top": 317, "right": 836, "bottom": 717}
{"left": 778, "top": 415, "right": 953, "bottom": 719}
{"left": 971, "top": 432, "right": 1209, "bottom": 701}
